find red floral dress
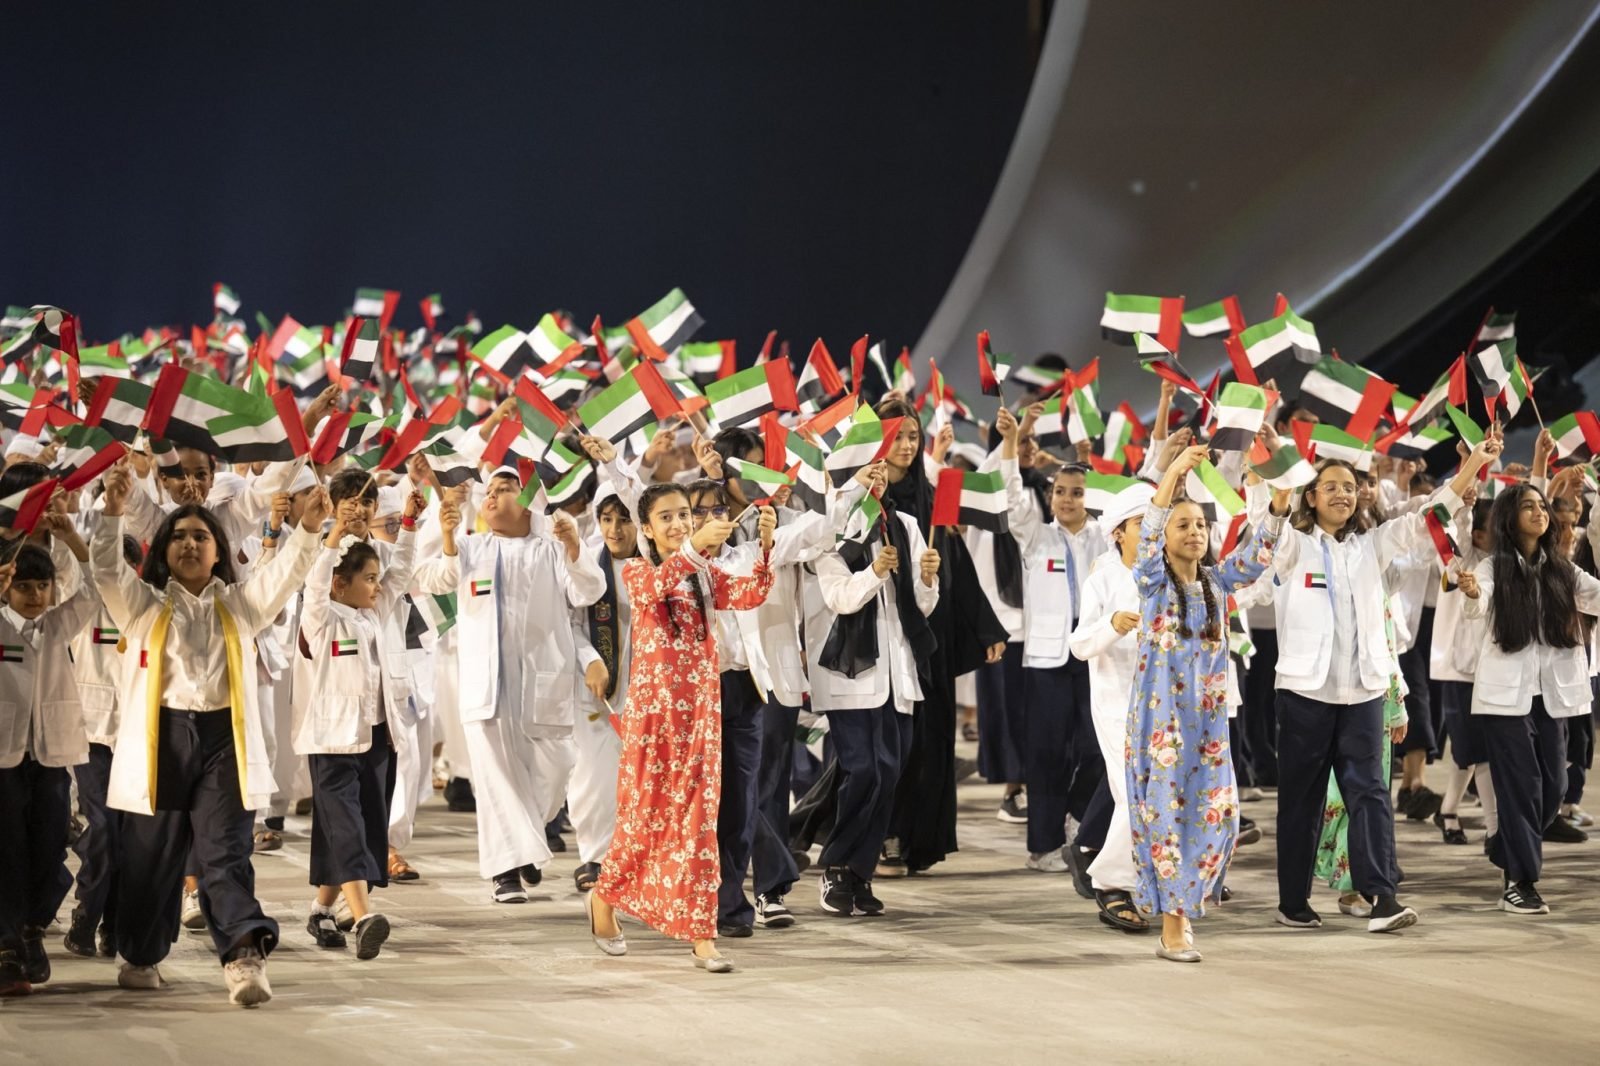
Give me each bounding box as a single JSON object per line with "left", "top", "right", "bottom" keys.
{"left": 595, "top": 545, "right": 772, "bottom": 941}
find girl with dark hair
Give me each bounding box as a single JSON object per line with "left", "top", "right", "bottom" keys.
{"left": 1430, "top": 493, "right": 1496, "bottom": 846}
{"left": 92, "top": 462, "right": 329, "bottom": 1006}
{"left": 587, "top": 483, "right": 774, "bottom": 973}
{"left": 1458, "top": 479, "right": 1600, "bottom": 914}
{"left": 293, "top": 489, "right": 424, "bottom": 960}
{"left": 1132, "top": 444, "right": 1290, "bottom": 962}
{"left": 873, "top": 399, "right": 1008, "bottom": 877}
{"left": 1259, "top": 434, "right": 1500, "bottom": 934}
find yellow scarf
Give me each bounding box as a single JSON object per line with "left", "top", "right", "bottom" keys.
{"left": 143, "top": 597, "right": 250, "bottom": 812}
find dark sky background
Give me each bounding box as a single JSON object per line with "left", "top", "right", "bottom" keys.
{"left": 3, "top": 4, "right": 1035, "bottom": 359}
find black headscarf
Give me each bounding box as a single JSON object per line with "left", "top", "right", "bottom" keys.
{"left": 818, "top": 495, "right": 937, "bottom": 679}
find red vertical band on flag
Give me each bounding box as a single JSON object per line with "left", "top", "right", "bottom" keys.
{"left": 765, "top": 357, "right": 799, "bottom": 412}
{"left": 625, "top": 318, "right": 671, "bottom": 363}
{"left": 1272, "top": 292, "right": 1289, "bottom": 318}
{"left": 514, "top": 375, "right": 568, "bottom": 429}
{"left": 265, "top": 316, "right": 302, "bottom": 361}
{"left": 419, "top": 296, "right": 436, "bottom": 331}
{"left": 758, "top": 330, "right": 776, "bottom": 364}
{"left": 930, "top": 466, "right": 965, "bottom": 528}
{"left": 717, "top": 340, "right": 737, "bottom": 380}
{"left": 273, "top": 388, "right": 312, "bottom": 457}
{"left": 761, "top": 412, "right": 788, "bottom": 473}
{"left": 976, "top": 330, "right": 999, "bottom": 396}
{"left": 1219, "top": 512, "right": 1247, "bottom": 558}
{"left": 808, "top": 339, "right": 844, "bottom": 397}
{"left": 311, "top": 410, "right": 354, "bottom": 465}
{"left": 481, "top": 416, "right": 525, "bottom": 467}
{"left": 1346, "top": 377, "right": 1398, "bottom": 441}
{"left": 1223, "top": 296, "right": 1246, "bottom": 337}
{"left": 144, "top": 365, "right": 188, "bottom": 439}
{"left": 340, "top": 316, "right": 367, "bottom": 369}
{"left": 378, "top": 291, "right": 400, "bottom": 335}
{"left": 1447, "top": 354, "right": 1468, "bottom": 408}
{"left": 1224, "top": 334, "right": 1259, "bottom": 386}
{"left": 1290, "top": 418, "right": 1316, "bottom": 463}
{"left": 1157, "top": 297, "right": 1185, "bottom": 354}
{"left": 631, "top": 359, "right": 683, "bottom": 421}
{"left": 870, "top": 417, "right": 906, "bottom": 465}
{"left": 1424, "top": 508, "right": 1457, "bottom": 566}
{"left": 850, "top": 336, "right": 868, "bottom": 397}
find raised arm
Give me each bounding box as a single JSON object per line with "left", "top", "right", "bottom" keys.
{"left": 235, "top": 491, "right": 331, "bottom": 632}
{"left": 90, "top": 465, "right": 163, "bottom": 629}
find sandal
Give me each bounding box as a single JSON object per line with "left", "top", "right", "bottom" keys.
{"left": 574, "top": 862, "right": 602, "bottom": 893}
{"left": 252, "top": 829, "right": 282, "bottom": 853}
{"left": 1095, "top": 890, "right": 1150, "bottom": 933}
{"left": 387, "top": 850, "right": 420, "bottom": 882}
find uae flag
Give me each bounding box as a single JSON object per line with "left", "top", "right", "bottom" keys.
{"left": 931, "top": 468, "right": 1008, "bottom": 532}
{"left": 420, "top": 293, "right": 445, "bottom": 331}
{"left": 1101, "top": 293, "right": 1184, "bottom": 352}
{"left": 802, "top": 391, "right": 858, "bottom": 449}
{"left": 1102, "top": 401, "right": 1148, "bottom": 467}
{"left": 52, "top": 424, "right": 128, "bottom": 492}
{"left": 1083, "top": 470, "right": 1144, "bottom": 517}
{"left": 311, "top": 410, "right": 398, "bottom": 464}
{"left": 1550, "top": 410, "right": 1600, "bottom": 461}
{"left": 705, "top": 359, "right": 797, "bottom": 428}
{"left": 1470, "top": 339, "right": 1529, "bottom": 421}
{"left": 1300, "top": 356, "right": 1397, "bottom": 439}
{"left": 1184, "top": 460, "right": 1248, "bottom": 552}
{"left": 796, "top": 338, "right": 845, "bottom": 413}
{"left": 1064, "top": 359, "right": 1104, "bottom": 444}
{"left": 1444, "top": 404, "right": 1484, "bottom": 447}
{"left": 539, "top": 461, "right": 597, "bottom": 511}
{"left": 1134, "top": 332, "right": 1205, "bottom": 398}
{"left": 414, "top": 592, "right": 458, "bottom": 638}
{"left": 976, "top": 329, "right": 1014, "bottom": 396}
{"left": 280, "top": 343, "right": 331, "bottom": 398}
{"left": 1307, "top": 423, "right": 1375, "bottom": 471}
{"left": 75, "top": 342, "right": 129, "bottom": 380}
{"left": 1209, "top": 382, "right": 1268, "bottom": 452}
{"left": 146, "top": 365, "right": 310, "bottom": 463}
{"left": 725, "top": 457, "right": 793, "bottom": 504}
{"left": 578, "top": 360, "right": 681, "bottom": 444}
{"left": 1475, "top": 309, "right": 1516, "bottom": 345}
{"left": 825, "top": 408, "right": 904, "bottom": 487}
{"left": 1248, "top": 441, "right": 1317, "bottom": 490}
{"left": 626, "top": 288, "right": 703, "bottom": 357}
{"left": 1374, "top": 408, "right": 1452, "bottom": 460}
{"left": 1033, "top": 391, "right": 1067, "bottom": 449}
{"left": 530, "top": 313, "right": 585, "bottom": 367}
{"left": 1396, "top": 355, "right": 1468, "bottom": 433}
{"left": 422, "top": 429, "right": 482, "bottom": 488}
{"left": 679, "top": 341, "right": 734, "bottom": 383}
{"left": 1229, "top": 309, "right": 1318, "bottom": 385}
{"left": 0, "top": 476, "right": 59, "bottom": 534}
{"left": 1012, "top": 363, "right": 1065, "bottom": 392}
{"left": 212, "top": 283, "right": 241, "bottom": 316}
{"left": 893, "top": 348, "right": 916, "bottom": 394}
{"left": 1181, "top": 296, "right": 1245, "bottom": 338}
{"left": 352, "top": 287, "right": 399, "bottom": 323}
{"left": 84, "top": 376, "right": 152, "bottom": 444}
{"left": 470, "top": 325, "right": 537, "bottom": 381}
{"left": 1422, "top": 502, "right": 1459, "bottom": 567}
{"left": 340, "top": 316, "right": 380, "bottom": 381}
{"left": 785, "top": 434, "right": 829, "bottom": 514}
{"left": 839, "top": 488, "right": 886, "bottom": 544}
{"left": 375, "top": 395, "right": 463, "bottom": 472}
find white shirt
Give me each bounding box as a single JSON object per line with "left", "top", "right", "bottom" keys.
{"left": 158, "top": 578, "right": 237, "bottom": 711}
{"left": 1289, "top": 526, "right": 1380, "bottom": 705}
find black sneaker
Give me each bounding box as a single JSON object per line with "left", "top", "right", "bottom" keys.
{"left": 353, "top": 913, "right": 391, "bottom": 960}
{"left": 492, "top": 871, "right": 528, "bottom": 904}
{"left": 1366, "top": 895, "right": 1418, "bottom": 933}
{"left": 755, "top": 894, "right": 795, "bottom": 929}
{"left": 63, "top": 907, "right": 99, "bottom": 958}
{"left": 264, "top": 815, "right": 285, "bottom": 832}
{"left": 1403, "top": 786, "right": 1442, "bottom": 821}
{"left": 520, "top": 864, "right": 543, "bottom": 887}
{"left": 1275, "top": 907, "right": 1323, "bottom": 928}
{"left": 819, "top": 867, "right": 857, "bottom": 916}
{"left": 717, "top": 922, "right": 754, "bottom": 938}
{"left": 0, "top": 949, "right": 29, "bottom": 997}
{"left": 306, "top": 911, "right": 347, "bottom": 948}
{"left": 1064, "top": 845, "right": 1097, "bottom": 900}
{"left": 1501, "top": 880, "right": 1550, "bottom": 915}
{"left": 19, "top": 926, "right": 48, "bottom": 984}
{"left": 443, "top": 777, "right": 476, "bottom": 813}
{"left": 1543, "top": 817, "right": 1589, "bottom": 844}
{"left": 854, "top": 879, "right": 885, "bottom": 917}
{"left": 996, "top": 793, "right": 1027, "bottom": 824}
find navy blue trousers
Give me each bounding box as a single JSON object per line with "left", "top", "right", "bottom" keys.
{"left": 820, "top": 701, "right": 913, "bottom": 881}
{"left": 116, "top": 709, "right": 278, "bottom": 967}
{"left": 1021, "top": 657, "right": 1097, "bottom": 855}
{"left": 717, "top": 670, "right": 764, "bottom": 926}
{"left": 308, "top": 722, "right": 394, "bottom": 888}
{"left": 1482, "top": 699, "right": 1567, "bottom": 883}
{"left": 753, "top": 699, "right": 801, "bottom": 900}
{"left": 0, "top": 756, "right": 72, "bottom": 949}
{"left": 70, "top": 742, "right": 119, "bottom": 933}
{"left": 1275, "top": 692, "right": 1397, "bottom": 910}
{"left": 976, "top": 642, "right": 1026, "bottom": 783}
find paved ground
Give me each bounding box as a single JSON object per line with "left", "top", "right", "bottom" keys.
{"left": 3, "top": 757, "right": 1598, "bottom": 1066}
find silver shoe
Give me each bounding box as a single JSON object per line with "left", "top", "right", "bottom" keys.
{"left": 1155, "top": 938, "right": 1203, "bottom": 963}
{"left": 692, "top": 950, "right": 734, "bottom": 973}
{"left": 584, "top": 891, "right": 626, "bottom": 956}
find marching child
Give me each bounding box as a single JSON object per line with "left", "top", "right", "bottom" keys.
{"left": 295, "top": 489, "right": 425, "bottom": 958}
{"left": 0, "top": 515, "right": 100, "bottom": 997}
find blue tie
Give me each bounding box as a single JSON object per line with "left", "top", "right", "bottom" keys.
{"left": 1319, "top": 538, "right": 1338, "bottom": 615}
{"left": 1062, "top": 530, "right": 1079, "bottom": 624}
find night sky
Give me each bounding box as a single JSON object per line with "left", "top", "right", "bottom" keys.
{"left": 3, "top": 4, "right": 1034, "bottom": 363}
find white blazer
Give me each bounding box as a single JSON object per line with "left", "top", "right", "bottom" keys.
{"left": 0, "top": 581, "right": 101, "bottom": 769}
{"left": 1004, "top": 458, "right": 1109, "bottom": 669}
{"left": 92, "top": 517, "right": 322, "bottom": 814}
{"left": 413, "top": 516, "right": 606, "bottom": 736}
{"left": 805, "top": 511, "right": 939, "bottom": 715}
{"left": 1067, "top": 554, "right": 1139, "bottom": 729}
{"left": 292, "top": 530, "right": 418, "bottom": 754}
{"left": 1461, "top": 554, "right": 1600, "bottom": 718}
{"left": 1248, "top": 482, "right": 1462, "bottom": 697}
{"left": 71, "top": 605, "right": 128, "bottom": 747}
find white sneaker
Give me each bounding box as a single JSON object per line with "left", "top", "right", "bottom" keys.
{"left": 1567, "top": 805, "right": 1594, "bottom": 828}
{"left": 332, "top": 893, "right": 355, "bottom": 932}
{"left": 181, "top": 890, "right": 206, "bottom": 931}
{"left": 223, "top": 952, "right": 272, "bottom": 1006}
{"left": 1240, "top": 787, "right": 1266, "bottom": 802}
{"left": 117, "top": 959, "right": 164, "bottom": 989}
{"left": 1337, "top": 894, "right": 1373, "bottom": 918}
{"left": 1026, "top": 849, "right": 1070, "bottom": 873}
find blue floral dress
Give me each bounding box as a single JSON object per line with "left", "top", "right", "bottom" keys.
{"left": 1128, "top": 506, "right": 1282, "bottom": 918}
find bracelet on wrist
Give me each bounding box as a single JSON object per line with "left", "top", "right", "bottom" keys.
{"left": 261, "top": 523, "right": 283, "bottom": 541}
{"left": 401, "top": 515, "right": 417, "bottom": 530}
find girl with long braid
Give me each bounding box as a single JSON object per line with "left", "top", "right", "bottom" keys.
{"left": 1130, "top": 444, "right": 1290, "bottom": 962}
